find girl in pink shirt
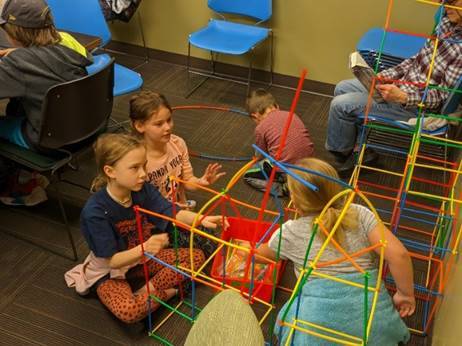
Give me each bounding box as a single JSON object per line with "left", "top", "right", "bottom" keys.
{"left": 129, "top": 91, "right": 225, "bottom": 208}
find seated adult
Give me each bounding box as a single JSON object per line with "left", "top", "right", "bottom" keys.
{"left": 0, "top": 0, "right": 92, "bottom": 203}
{"left": 325, "top": 1, "right": 462, "bottom": 175}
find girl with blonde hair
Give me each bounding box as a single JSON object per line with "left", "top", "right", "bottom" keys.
{"left": 66, "top": 133, "right": 227, "bottom": 323}
{"left": 244, "top": 158, "right": 415, "bottom": 345}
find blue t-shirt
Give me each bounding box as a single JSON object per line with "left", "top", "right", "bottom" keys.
{"left": 80, "top": 182, "right": 174, "bottom": 258}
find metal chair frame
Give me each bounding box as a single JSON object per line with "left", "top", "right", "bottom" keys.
{"left": 186, "top": 9, "right": 273, "bottom": 98}
{"left": 0, "top": 60, "right": 114, "bottom": 261}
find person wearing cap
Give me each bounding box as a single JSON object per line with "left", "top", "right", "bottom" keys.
{"left": 0, "top": 0, "right": 93, "bottom": 200}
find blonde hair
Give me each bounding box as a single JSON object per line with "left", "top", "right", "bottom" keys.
{"left": 129, "top": 91, "right": 172, "bottom": 134}
{"left": 246, "top": 88, "right": 278, "bottom": 115}
{"left": 2, "top": 14, "right": 60, "bottom": 47}
{"left": 91, "top": 133, "right": 145, "bottom": 192}
{"left": 287, "top": 158, "right": 358, "bottom": 245}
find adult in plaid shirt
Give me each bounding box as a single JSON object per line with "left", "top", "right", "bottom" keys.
{"left": 326, "top": 1, "right": 462, "bottom": 175}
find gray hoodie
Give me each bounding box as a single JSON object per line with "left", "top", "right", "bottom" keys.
{"left": 0, "top": 44, "right": 92, "bottom": 148}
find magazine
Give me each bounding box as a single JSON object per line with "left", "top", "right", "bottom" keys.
{"left": 349, "top": 51, "right": 386, "bottom": 103}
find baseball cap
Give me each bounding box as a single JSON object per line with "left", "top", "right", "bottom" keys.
{"left": 0, "top": 0, "right": 53, "bottom": 28}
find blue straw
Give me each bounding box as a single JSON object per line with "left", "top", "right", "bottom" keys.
{"left": 144, "top": 253, "right": 192, "bottom": 279}
{"left": 283, "top": 163, "right": 353, "bottom": 190}
{"left": 253, "top": 145, "right": 319, "bottom": 191}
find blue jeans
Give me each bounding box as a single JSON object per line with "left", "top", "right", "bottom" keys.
{"left": 0, "top": 116, "right": 29, "bottom": 149}
{"left": 325, "top": 79, "right": 418, "bottom": 153}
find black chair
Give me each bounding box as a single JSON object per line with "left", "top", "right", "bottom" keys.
{"left": 0, "top": 58, "right": 115, "bottom": 260}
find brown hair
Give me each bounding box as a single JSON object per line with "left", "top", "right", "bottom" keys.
{"left": 246, "top": 88, "right": 278, "bottom": 115}
{"left": 129, "top": 91, "right": 172, "bottom": 132}
{"left": 91, "top": 133, "right": 145, "bottom": 192}
{"left": 287, "top": 158, "right": 358, "bottom": 245}
{"left": 1, "top": 12, "right": 60, "bottom": 47}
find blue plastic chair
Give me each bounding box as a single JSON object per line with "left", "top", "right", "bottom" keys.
{"left": 47, "top": 0, "right": 143, "bottom": 97}
{"left": 357, "top": 29, "right": 426, "bottom": 64}
{"left": 47, "top": 0, "right": 111, "bottom": 47}
{"left": 187, "top": 0, "right": 273, "bottom": 96}
{"left": 357, "top": 6, "right": 444, "bottom": 72}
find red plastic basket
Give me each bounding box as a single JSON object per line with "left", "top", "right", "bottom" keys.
{"left": 210, "top": 216, "right": 286, "bottom": 302}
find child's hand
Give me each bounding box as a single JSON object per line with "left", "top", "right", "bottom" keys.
{"left": 199, "top": 163, "right": 226, "bottom": 186}
{"left": 236, "top": 240, "right": 251, "bottom": 248}
{"left": 393, "top": 291, "right": 416, "bottom": 317}
{"left": 235, "top": 240, "right": 251, "bottom": 257}
{"left": 200, "top": 215, "right": 230, "bottom": 229}
{"left": 0, "top": 48, "right": 16, "bottom": 57}
{"left": 144, "top": 233, "right": 169, "bottom": 256}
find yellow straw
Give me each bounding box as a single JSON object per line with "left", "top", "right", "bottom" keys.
{"left": 297, "top": 318, "right": 364, "bottom": 342}
{"left": 151, "top": 300, "right": 184, "bottom": 333}
{"left": 407, "top": 190, "right": 462, "bottom": 204}
{"left": 281, "top": 320, "right": 362, "bottom": 346}
{"left": 358, "top": 165, "right": 405, "bottom": 177}
{"left": 312, "top": 190, "right": 356, "bottom": 265}
{"left": 309, "top": 270, "right": 377, "bottom": 292}
{"left": 413, "top": 163, "right": 462, "bottom": 175}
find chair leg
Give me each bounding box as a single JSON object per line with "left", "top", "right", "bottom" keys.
{"left": 187, "top": 41, "right": 191, "bottom": 76}
{"left": 137, "top": 11, "right": 149, "bottom": 63}
{"left": 269, "top": 30, "right": 274, "bottom": 87}
{"left": 185, "top": 43, "right": 210, "bottom": 98}
{"left": 247, "top": 50, "right": 254, "bottom": 96}
{"left": 186, "top": 42, "right": 193, "bottom": 98}
{"left": 210, "top": 51, "right": 217, "bottom": 74}
{"left": 0, "top": 177, "right": 79, "bottom": 261}
{"left": 53, "top": 175, "right": 78, "bottom": 261}
{"left": 107, "top": 117, "right": 130, "bottom": 132}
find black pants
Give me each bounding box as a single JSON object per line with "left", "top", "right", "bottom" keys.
{"left": 0, "top": 157, "right": 16, "bottom": 193}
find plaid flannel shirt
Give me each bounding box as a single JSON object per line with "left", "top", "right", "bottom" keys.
{"left": 378, "top": 15, "right": 462, "bottom": 110}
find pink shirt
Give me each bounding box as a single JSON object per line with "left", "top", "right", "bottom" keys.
{"left": 65, "top": 252, "right": 137, "bottom": 295}
{"left": 145, "top": 134, "right": 194, "bottom": 201}
{"left": 255, "top": 110, "right": 314, "bottom": 163}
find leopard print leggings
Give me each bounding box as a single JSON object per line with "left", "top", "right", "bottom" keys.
{"left": 96, "top": 248, "right": 205, "bottom": 323}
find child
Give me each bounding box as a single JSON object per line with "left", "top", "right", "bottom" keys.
{"left": 65, "top": 134, "right": 228, "bottom": 324}
{"left": 242, "top": 158, "right": 415, "bottom": 345}
{"left": 244, "top": 89, "right": 314, "bottom": 196}
{"left": 129, "top": 91, "right": 226, "bottom": 208}
{"left": 0, "top": 0, "right": 92, "bottom": 202}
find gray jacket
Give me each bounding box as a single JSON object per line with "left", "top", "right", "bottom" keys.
{"left": 0, "top": 44, "right": 92, "bottom": 147}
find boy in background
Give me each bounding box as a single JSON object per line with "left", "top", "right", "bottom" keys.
{"left": 244, "top": 89, "right": 314, "bottom": 196}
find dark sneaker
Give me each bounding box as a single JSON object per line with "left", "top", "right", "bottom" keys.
{"left": 335, "top": 150, "right": 379, "bottom": 177}
{"left": 0, "top": 186, "right": 47, "bottom": 206}
{"left": 243, "top": 176, "right": 286, "bottom": 198}
{"left": 0, "top": 170, "right": 49, "bottom": 206}
{"left": 328, "top": 150, "right": 351, "bottom": 164}
{"left": 262, "top": 161, "right": 286, "bottom": 183}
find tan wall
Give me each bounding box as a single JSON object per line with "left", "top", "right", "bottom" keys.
{"left": 432, "top": 149, "right": 462, "bottom": 346}
{"left": 432, "top": 255, "right": 462, "bottom": 346}
{"left": 110, "top": 0, "right": 436, "bottom": 85}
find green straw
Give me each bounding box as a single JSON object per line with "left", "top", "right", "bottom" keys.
{"left": 363, "top": 272, "right": 370, "bottom": 344}
{"left": 149, "top": 295, "right": 194, "bottom": 322}
{"left": 148, "top": 332, "right": 174, "bottom": 346}
{"left": 366, "top": 123, "right": 415, "bottom": 135}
